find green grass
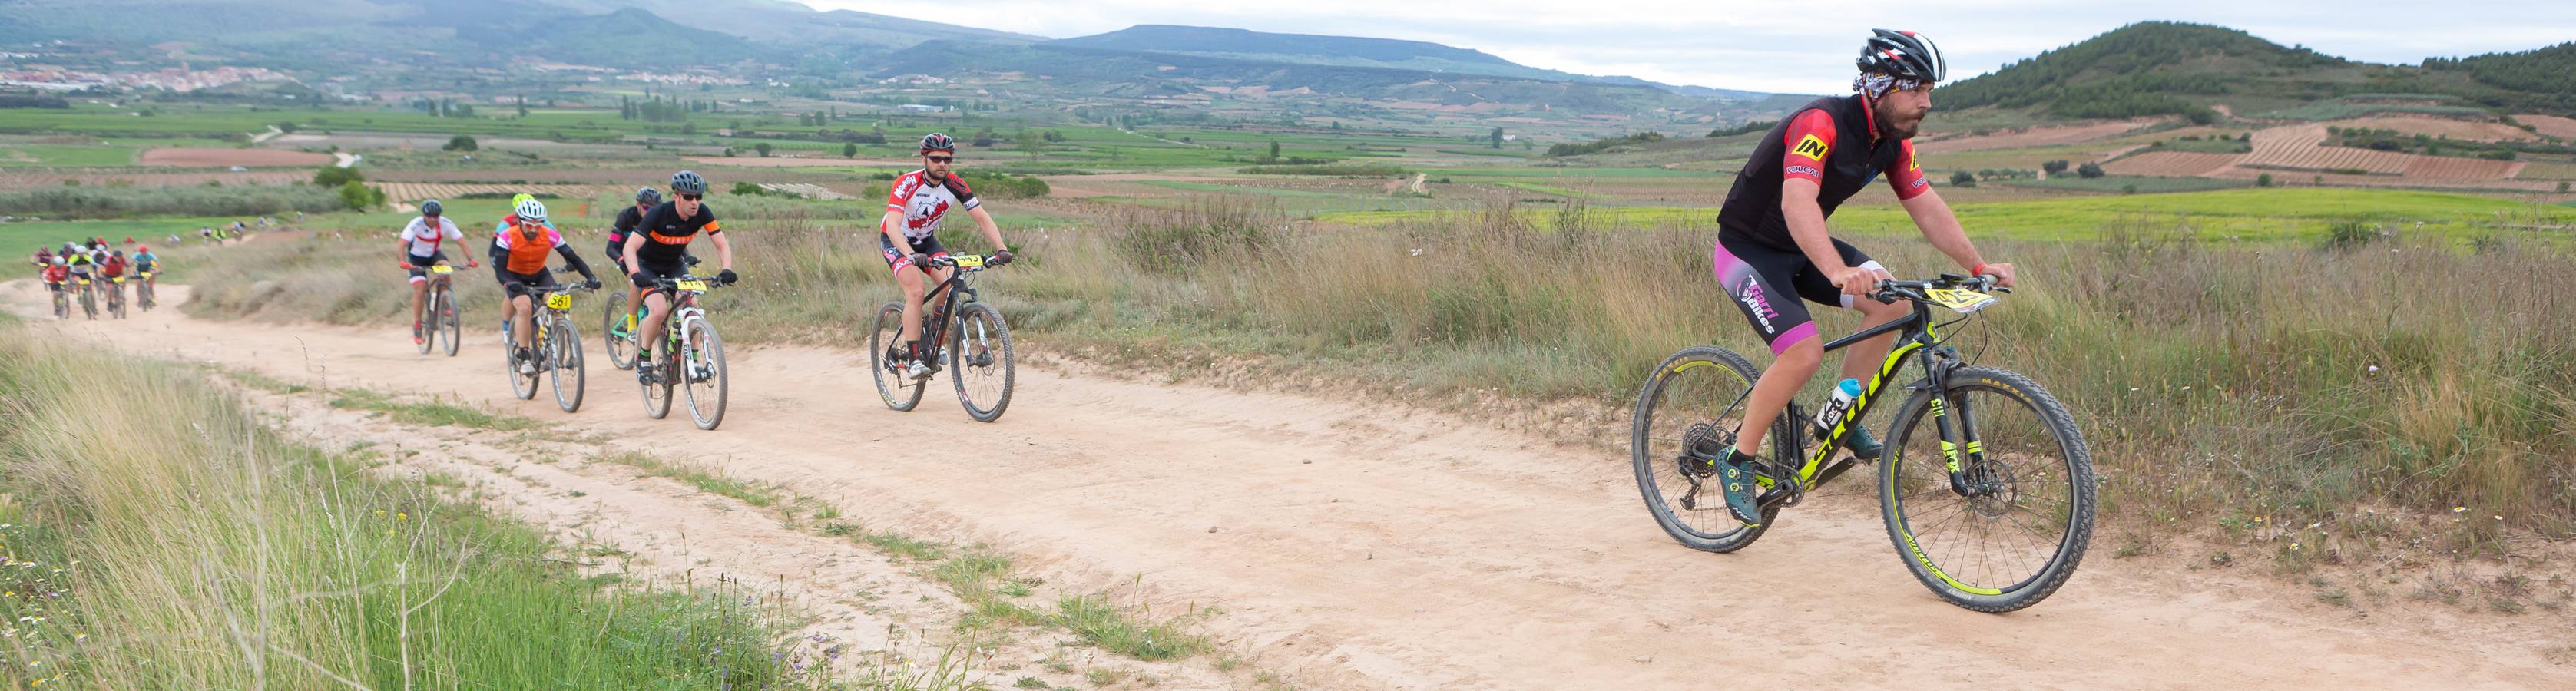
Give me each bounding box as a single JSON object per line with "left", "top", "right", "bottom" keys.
{"left": 594, "top": 451, "right": 784, "bottom": 508}
{"left": 2005, "top": 176, "right": 2253, "bottom": 194}
{"left": 1055, "top": 594, "right": 1211, "bottom": 661}
{"left": 326, "top": 388, "right": 545, "bottom": 431}
{"left": 0, "top": 144, "right": 137, "bottom": 167}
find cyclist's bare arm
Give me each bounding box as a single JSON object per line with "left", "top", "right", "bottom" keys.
{"left": 449, "top": 233, "right": 475, "bottom": 265}
{"left": 621, "top": 231, "right": 647, "bottom": 276}
{"left": 1781, "top": 179, "right": 1881, "bottom": 293}
{"left": 965, "top": 206, "right": 1006, "bottom": 251}
{"left": 878, "top": 210, "right": 909, "bottom": 252}
{"left": 707, "top": 230, "right": 733, "bottom": 273}
{"left": 1896, "top": 187, "right": 1994, "bottom": 280}
{"left": 393, "top": 237, "right": 412, "bottom": 263}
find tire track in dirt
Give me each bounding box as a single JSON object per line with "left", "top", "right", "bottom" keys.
{"left": 11, "top": 281, "right": 2573, "bottom": 689}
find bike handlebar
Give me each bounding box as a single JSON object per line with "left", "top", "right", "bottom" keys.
{"left": 1870, "top": 273, "right": 2011, "bottom": 304}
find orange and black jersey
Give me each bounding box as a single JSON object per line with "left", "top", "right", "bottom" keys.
{"left": 633, "top": 201, "right": 721, "bottom": 264}
{"left": 1717, "top": 94, "right": 1932, "bottom": 251}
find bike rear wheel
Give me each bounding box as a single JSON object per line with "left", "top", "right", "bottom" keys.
{"left": 139, "top": 281, "right": 154, "bottom": 310}
{"left": 508, "top": 321, "right": 539, "bottom": 401}
{"left": 550, "top": 316, "right": 586, "bottom": 413}
{"left": 601, "top": 290, "right": 636, "bottom": 371}
{"left": 52, "top": 291, "right": 67, "bottom": 319}
{"left": 680, "top": 316, "right": 727, "bottom": 430}
{"left": 80, "top": 288, "right": 95, "bottom": 319}
{"left": 439, "top": 289, "right": 461, "bottom": 357}
{"left": 869, "top": 301, "right": 926, "bottom": 412}
{"left": 1880, "top": 365, "right": 2095, "bottom": 613}
{"left": 1631, "top": 345, "right": 1794, "bottom": 552}
{"left": 108, "top": 286, "right": 124, "bottom": 319}
{"left": 949, "top": 302, "right": 1015, "bottom": 422}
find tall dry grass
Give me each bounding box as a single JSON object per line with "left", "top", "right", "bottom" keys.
{"left": 178, "top": 196, "right": 2576, "bottom": 558}
{"left": 0, "top": 325, "right": 817, "bottom": 687}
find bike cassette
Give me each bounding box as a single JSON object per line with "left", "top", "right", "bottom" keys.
{"left": 1676, "top": 422, "right": 1730, "bottom": 479}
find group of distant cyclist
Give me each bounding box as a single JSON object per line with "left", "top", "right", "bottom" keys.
{"left": 30, "top": 236, "right": 159, "bottom": 318}
{"left": 395, "top": 131, "right": 1013, "bottom": 385}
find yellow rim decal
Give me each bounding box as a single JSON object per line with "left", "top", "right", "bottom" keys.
{"left": 1668, "top": 359, "right": 1714, "bottom": 375}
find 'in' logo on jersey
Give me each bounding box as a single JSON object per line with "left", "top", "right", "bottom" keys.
{"left": 1792, "top": 134, "right": 1829, "bottom": 160}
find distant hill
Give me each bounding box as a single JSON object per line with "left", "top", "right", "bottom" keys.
{"left": 876, "top": 38, "right": 1746, "bottom": 117}
{"left": 0, "top": 0, "right": 1033, "bottom": 67}
{"left": 1050, "top": 25, "right": 1776, "bottom": 101}
{"left": 1942, "top": 22, "right": 2576, "bottom": 120}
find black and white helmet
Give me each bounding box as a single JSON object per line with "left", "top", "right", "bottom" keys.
{"left": 670, "top": 170, "right": 707, "bottom": 195}
{"left": 919, "top": 133, "right": 956, "bottom": 154}
{"left": 1858, "top": 29, "right": 1947, "bottom": 83}
{"left": 419, "top": 199, "right": 442, "bottom": 216}
{"left": 635, "top": 187, "right": 662, "bottom": 205}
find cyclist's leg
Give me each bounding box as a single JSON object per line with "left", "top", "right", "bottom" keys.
{"left": 882, "top": 236, "right": 931, "bottom": 347}
{"left": 407, "top": 253, "right": 433, "bottom": 325}
{"left": 639, "top": 289, "right": 671, "bottom": 360}
{"left": 1714, "top": 236, "right": 1824, "bottom": 458}
{"left": 1787, "top": 240, "right": 1906, "bottom": 383}
{"left": 636, "top": 261, "right": 679, "bottom": 359}
{"left": 609, "top": 243, "right": 642, "bottom": 332}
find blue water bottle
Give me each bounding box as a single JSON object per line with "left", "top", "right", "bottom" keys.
{"left": 1814, "top": 378, "right": 1862, "bottom": 438}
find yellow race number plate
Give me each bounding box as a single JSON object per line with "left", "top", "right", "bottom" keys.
{"left": 674, "top": 279, "right": 707, "bottom": 292}
{"left": 950, "top": 254, "right": 985, "bottom": 269}
{"left": 545, "top": 293, "right": 572, "bottom": 310}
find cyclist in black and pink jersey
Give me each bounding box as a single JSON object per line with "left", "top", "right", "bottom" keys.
{"left": 605, "top": 186, "right": 661, "bottom": 339}
{"left": 1697, "top": 29, "right": 2021, "bottom": 525}
{"left": 878, "top": 133, "right": 1013, "bottom": 380}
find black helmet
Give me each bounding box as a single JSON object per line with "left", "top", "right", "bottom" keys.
{"left": 670, "top": 170, "right": 707, "bottom": 195}
{"left": 635, "top": 187, "right": 662, "bottom": 205}
{"left": 1858, "top": 29, "right": 1948, "bottom": 83}
{"left": 420, "top": 199, "right": 442, "bottom": 216}
{"left": 919, "top": 133, "right": 956, "bottom": 154}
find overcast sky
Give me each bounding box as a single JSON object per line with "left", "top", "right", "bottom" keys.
{"left": 790, "top": 0, "right": 2575, "bottom": 94}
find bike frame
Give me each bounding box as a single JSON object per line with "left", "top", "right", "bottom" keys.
{"left": 647, "top": 276, "right": 714, "bottom": 368}
{"left": 1738, "top": 289, "right": 1985, "bottom": 508}
{"left": 914, "top": 257, "right": 989, "bottom": 354}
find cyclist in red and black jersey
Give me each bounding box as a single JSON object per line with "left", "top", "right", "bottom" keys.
{"left": 1700, "top": 29, "right": 2021, "bottom": 524}
{"left": 879, "top": 133, "right": 1013, "bottom": 380}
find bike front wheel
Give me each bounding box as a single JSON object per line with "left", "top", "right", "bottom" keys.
{"left": 1879, "top": 365, "right": 2095, "bottom": 613}
{"left": 550, "top": 316, "right": 586, "bottom": 413}
{"left": 869, "top": 301, "right": 926, "bottom": 412}
{"left": 1630, "top": 345, "right": 1794, "bottom": 553}
{"left": 949, "top": 303, "right": 1015, "bottom": 422}
{"left": 680, "top": 316, "right": 727, "bottom": 431}
{"left": 439, "top": 289, "right": 462, "bottom": 357}
{"left": 508, "top": 323, "right": 539, "bottom": 401}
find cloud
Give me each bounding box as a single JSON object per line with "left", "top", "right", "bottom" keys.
{"left": 794, "top": 0, "right": 2576, "bottom": 94}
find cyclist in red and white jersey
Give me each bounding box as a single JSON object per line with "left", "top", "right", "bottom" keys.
{"left": 878, "top": 133, "right": 1013, "bottom": 380}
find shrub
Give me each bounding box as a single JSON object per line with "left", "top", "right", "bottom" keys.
{"left": 312, "top": 164, "right": 363, "bottom": 187}
{"left": 2257, "top": 174, "right": 2274, "bottom": 187}
{"left": 2043, "top": 160, "right": 2071, "bottom": 174}
{"left": 0, "top": 184, "right": 343, "bottom": 219}
{"left": 336, "top": 180, "right": 384, "bottom": 210}
{"left": 442, "top": 134, "right": 478, "bottom": 151}
{"left": 1949, "top": 170, "right": 1978, "bottom": 187}
{"left": 2076, "top": 162, "right": 2106, "bottom": 179}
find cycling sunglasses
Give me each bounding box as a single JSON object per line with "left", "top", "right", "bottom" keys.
{"left": 677, "top": 193, "right": 703, "bottom": 201}
{"left": 925, "top": 155, "right": 955, "bottom": 164}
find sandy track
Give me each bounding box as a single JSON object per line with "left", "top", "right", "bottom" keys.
{"left": 12, "top": 282, "right": 2572, "bottom": 689}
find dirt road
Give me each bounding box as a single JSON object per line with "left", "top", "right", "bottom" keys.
{"left": 12, "top": 282, "right": 2571, "bottom": 689}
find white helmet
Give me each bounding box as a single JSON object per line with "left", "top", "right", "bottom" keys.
{"left": 514, "top": 198, "right": 548, "bottom": 223}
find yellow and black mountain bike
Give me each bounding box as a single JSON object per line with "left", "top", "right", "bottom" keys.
{"left": 1630, "top": 274, "right": 2094, "bottom": 612}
